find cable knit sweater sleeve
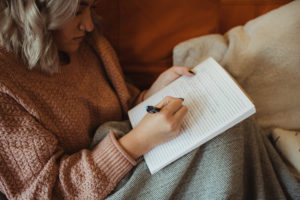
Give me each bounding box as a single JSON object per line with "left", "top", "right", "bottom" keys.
{"left": 0, "top": 92, "right": 136, "bottom": 200}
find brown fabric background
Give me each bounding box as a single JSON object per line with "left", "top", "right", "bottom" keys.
{"left": 96, "top": 0, "right": 291, "bottom": 89}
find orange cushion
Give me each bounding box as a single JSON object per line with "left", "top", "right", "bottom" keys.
{"left": 96, "top": 0, "right": 219, "bottom": 89}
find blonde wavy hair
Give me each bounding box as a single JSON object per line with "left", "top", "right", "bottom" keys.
{"left": 0, "top": 0, "right": 80, "bottom": 73}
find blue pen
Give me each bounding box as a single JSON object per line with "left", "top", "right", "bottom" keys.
{"left": 146, "top": 106, "right": 161, "bottom": 113}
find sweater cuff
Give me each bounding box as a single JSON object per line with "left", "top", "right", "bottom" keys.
{"left": 91, "top": 131, "right": 136, "bottom": 183}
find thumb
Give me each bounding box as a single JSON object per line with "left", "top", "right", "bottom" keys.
{"left": 155, "top": 96, "right": 174, "bottom": 109}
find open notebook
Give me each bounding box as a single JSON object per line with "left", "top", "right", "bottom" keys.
{"left": 128, "top": 57, "right": 256, "bottom": 174}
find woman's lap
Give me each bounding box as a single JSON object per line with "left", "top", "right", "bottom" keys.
{"left": 105, "top": 118, "right": 300, "bottom": 200}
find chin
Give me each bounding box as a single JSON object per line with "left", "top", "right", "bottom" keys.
{"left": 62, "top": 45, "right": 80, "bottom": 54}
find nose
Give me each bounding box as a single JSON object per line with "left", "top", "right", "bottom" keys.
{"left": 82, "top": 10, "right": 94, "bottom": 32}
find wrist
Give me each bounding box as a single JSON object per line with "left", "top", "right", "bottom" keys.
{"left": 118, "top": 130, "right": 150, "bottom": 160}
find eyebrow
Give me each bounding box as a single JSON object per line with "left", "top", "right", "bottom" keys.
{"left": 79, "top": 2, "right": 89, "bottom": 7}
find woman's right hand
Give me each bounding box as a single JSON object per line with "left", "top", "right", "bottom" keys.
{"left": 118, "top": 96, "right": 188, "bottom": 159}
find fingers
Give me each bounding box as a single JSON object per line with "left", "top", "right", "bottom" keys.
{"left": 173, "top": 105, "right": 188, "bottom": 123}
{"left": 170, "top": 66, "right": 196, "bottom": 77}
{"left": 155, "top": 96, "right": 184, "bottom": 116}
{"left": 161, "top": 98, "right": 184, "bottom": 116}
{"left": 155, "top": 96, "right": 173, "bottom": 108}
{"left": 150, "top": 96, "right": 188, "bottom": 140}
{"left": 161, "top": 97, "right": 188, "bottom": 135}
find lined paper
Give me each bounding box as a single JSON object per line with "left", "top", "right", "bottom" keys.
{"left": 128, "top": 57, "right": 256, "bottom": 174}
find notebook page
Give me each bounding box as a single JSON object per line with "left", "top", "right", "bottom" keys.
{"left": 128, "top": 57, "right": 256, "bottom": 174}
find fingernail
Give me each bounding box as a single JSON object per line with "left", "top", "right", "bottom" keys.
{"left": 189, "top": 70, "right": 196, "bottom": 75}
{"left": 179, "top": 98, "right": 184, "bottom": 101}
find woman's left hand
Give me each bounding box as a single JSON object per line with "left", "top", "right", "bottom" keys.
{"left": 144, "top": 66, "right": 195, "bottom": 99}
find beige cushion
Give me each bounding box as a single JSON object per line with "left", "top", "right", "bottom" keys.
{"left": 173, "top": 1, "right": 300, "bottom": 173}
{"left": 173, "top": 1, "right": 300, "bottom": 132}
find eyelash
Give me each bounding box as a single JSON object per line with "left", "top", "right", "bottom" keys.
{"left": 75, "top": 6, "right": 96, "bottom": 16}
{"left": 75, "top": 11, "right": 82, "bottom": 16}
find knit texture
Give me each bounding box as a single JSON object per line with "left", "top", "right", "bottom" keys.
{"left": 0, "top": 32, "right": 142, "bottom": 199}
{"left": 104, "top": 118, "right": 300, "bottom": 200}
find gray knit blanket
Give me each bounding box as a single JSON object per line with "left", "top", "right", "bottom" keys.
{"left": 92, "top": 118, "right": 300, "bottom": 200}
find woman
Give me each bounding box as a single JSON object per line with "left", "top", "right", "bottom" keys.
{"left": 0, "top": 0, "right": 193, "bottom": 198}
{"left": 0, "top": 0, "right": 299, "bottom": 199}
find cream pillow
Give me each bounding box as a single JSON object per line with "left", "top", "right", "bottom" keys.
{"left": 173, "top": 1, "right": 300, "bottom": 173}
{"left": 173, "top": 1, "right": 300, "bottom": 132}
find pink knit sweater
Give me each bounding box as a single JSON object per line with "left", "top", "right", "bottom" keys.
{"left": 0, "top": 33, "right": 144, "bottom": 199}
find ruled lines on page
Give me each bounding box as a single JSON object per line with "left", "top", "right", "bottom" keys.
{"left": 128, "top": 57, "right": 256, "bottom": 174}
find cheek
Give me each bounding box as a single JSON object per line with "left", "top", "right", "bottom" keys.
{"left": 53, "top": 23, "right": 78, "bottom": 52}
{"left": 54, "top": 29, "right": 72, "bottom": 45}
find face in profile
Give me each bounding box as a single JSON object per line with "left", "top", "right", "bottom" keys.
{"left": 52, "top": 0, "right": 96, "bottom": 54}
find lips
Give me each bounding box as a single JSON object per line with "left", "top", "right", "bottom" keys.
{"left": 73, "top": 36, "right": 85, "bottom": 41}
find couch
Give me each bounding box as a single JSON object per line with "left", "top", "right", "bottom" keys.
{"left": 95, "top": 0, "right": 291, "bottom": 89}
